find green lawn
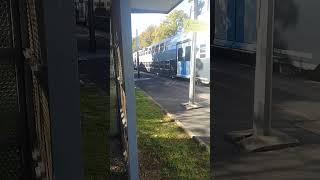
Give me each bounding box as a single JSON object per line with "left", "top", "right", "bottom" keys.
{"left": 80, "top": 87, "right": 109, "bottom": 180}
{"left": 136, "top": 89, "right": 210, "bottom": 180}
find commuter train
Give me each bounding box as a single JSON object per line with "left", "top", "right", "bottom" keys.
{"left": 133, "top": 31, "right": 210, "bottom": 84}
{"left": 133, "top": 0, "right": 211, "bottom": 84}
{"left": 214, "top": 0, "right": 320, "bottom": 73}
{"left": 74, "top": 0, "right": 110, "bottom": 31}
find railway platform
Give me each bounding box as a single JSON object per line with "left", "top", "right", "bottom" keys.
{"left": 213, "top": 58, "right": 320, "bottom": 180}
{"left": 134, "top": 71, "right": 210, "bottom": 147}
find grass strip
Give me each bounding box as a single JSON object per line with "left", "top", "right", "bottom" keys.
{"left": 136, "top": 89, "right": 210, "bottom": 180}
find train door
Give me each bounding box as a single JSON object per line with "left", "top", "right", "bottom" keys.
{"left": 176, "top": 41, "right": 192, "bottom": 78}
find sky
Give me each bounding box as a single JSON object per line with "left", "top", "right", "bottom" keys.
{"left": 131, "top": 0, "right": 191, "bottom": 38}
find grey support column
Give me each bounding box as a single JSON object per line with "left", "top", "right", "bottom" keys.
{"left": 136, "top": 29, "right": 140, "bottom": 78}
{"left": 182, "top": 0, "right": 202, "bottom": 110}
{"left": 118, "top": 0, "right": 140, "bottom": 179}
{"left": 189, "top": 0, "right": 198, "bottom": 105}
{"left": 42, "top": 0, "right": 83, "bottom": 179}
{"left": 226, "top": 0, "right": 299, "bottom": 152}
{"left": 253, "top": 0, "right": 274, "bottom": 136}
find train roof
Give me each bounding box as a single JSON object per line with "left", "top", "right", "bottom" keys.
{"left": 152, "top": 32, "right": 192, "bottom": 47}
{"left": 133, "top": 32, "right": 193, "bottom": 53}
{"left": 167, "top": 32, "right": 192, "bottom": 44}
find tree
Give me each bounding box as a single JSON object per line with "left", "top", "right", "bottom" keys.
{"left": 140, "top": 25, "right": 157, "bottom": 47}
{"left": 152, "top": 10, "right": 189, "bottom": 43}
{"left": 132, "top": 37, "right": 137, "bottom": 52}
{"left": 132, "top": 10, "right": 189, "bottom": 51}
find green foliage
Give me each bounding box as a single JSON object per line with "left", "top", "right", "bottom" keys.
{"left": 132, "top": 38, "right": 137, "bottom": 52}
{"left": 132, "top": 10, "right": 189, "bottom": 52}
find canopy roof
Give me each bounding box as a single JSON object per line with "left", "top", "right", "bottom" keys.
{"left": 130, "top": 0, "right": 183, "bottom": 13}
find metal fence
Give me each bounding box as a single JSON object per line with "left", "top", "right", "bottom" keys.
{"left": 23, "top": 0, "right": 53, "bottom": 179}
{"left": 0, "top": 0, "right": 29, "bottom": 178}
{"left": 112, "top": 36, "right": 130, "bottom": 162}
{"left": 0, "top": 0, "right": 53, "bottom": 178}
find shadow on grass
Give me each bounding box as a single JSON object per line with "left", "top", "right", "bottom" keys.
{"left": 136, "top": 90, "right": 210, "bottom": 180}
{"left": 80, "top": 87, "right": 109, "bottom": 180}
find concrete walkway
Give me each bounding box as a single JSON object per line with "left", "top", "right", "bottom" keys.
{"left": 134, "top": 71, "right": 210, "bottom": 146}
{"left": 213, "top": 59, "right": 320, "bottom": 179}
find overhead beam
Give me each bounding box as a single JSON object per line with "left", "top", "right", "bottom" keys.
{"left": 130, "top": 0, "right": 183, "bottom": 14}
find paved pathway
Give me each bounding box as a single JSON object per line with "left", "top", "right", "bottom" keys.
{"left": 134, "top": 71, "right": 210, "bottom": 146}
{"left": 213, "top": 59, "right": 320, "bottom": 179}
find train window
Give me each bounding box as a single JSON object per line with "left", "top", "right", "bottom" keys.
{"left": 95, "top": 2, "right": 105, "bottom": 8}
{"left": 200, "top": 44, "right": 206, "bottom": 58}
{"left": 160, "top": 43, "right": 165, "bottom": 52}
{"left": 178, "top": 48, "right": 183, "bottom": 61}
{"left": 185, "top": 46, "right": 191, "bottom": 61}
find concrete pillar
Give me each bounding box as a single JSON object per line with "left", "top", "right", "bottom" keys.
{"left": 41, "top": 0, "right": 83, "bottom": 179}
{"left": 136, "top": 29, "right": 140, "bottom": 78}
{"left": 226, "top": 0, "right": 299, "bottom": 152}
{"left": 112, "top": 0, "right": 139, "bottom": 179}
{"left": 189, "top": 0, "right": 198, "bottom": 105}
{"left": 253, "top": 0, "right": 274, "bottom": 136}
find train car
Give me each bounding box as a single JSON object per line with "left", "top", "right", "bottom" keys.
{"left": 176, "top": 39, "right": 192, "bottom": 78}
{"left": 133, "top": 0, "right": 210, "bottom": 84}
{"left": 74, "top": 0, "right": 87, "bottom": 25}
{"left": 134, "top": 35, "right": 180, "bottom": 78}
{"left": 214, "top": 0, "right": 320, "bottom": 73}
{"left": 74, "top": 0, "right": 110, "bottom": 31}
{"left": 133, "top": 31, "right": 210, "bottom": 84}
{"left": 193, "top": 0, "right": 210, "bottom": 84}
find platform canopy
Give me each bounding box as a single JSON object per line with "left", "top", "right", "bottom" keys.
{"left": 130, "top": 0, "right": 183, "bottom": 13}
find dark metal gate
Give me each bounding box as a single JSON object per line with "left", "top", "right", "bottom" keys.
{"left": 112, "top": 32, "right": 129, "bottom": 163}
{"left": 0, "top": 0, "right": 53, "bottom": 179}
{"left": 22, "top": 0, "right": 53, "bottom": 179}
{"left": 0, "top": 0, "right": 31, "bottom": 179}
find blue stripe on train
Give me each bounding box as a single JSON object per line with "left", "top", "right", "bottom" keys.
{"left": 227, "top": 0, "right": 236, "bottom": 41}
{"left": 236, "top": 0, "right": 245, "bottom": 43}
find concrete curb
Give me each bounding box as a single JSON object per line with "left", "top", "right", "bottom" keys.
{"left": 137, "top": 88, "right": 210, "bottom": 153}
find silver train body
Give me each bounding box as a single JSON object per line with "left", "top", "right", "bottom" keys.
{"left": 133, "top": 0, "right": 210, "bottom": 84}
{"left": 214, "top": 0, "right": 320, "bottom": 71}
{"left": 133, "top": 31, "right": 210, "bottom": 84}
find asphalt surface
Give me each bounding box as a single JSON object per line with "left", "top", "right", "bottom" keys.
{"left": 134, "top": 71, "right": 210, "bottom": 146}
{"left": 213, "top": 59, "right": 320, "bottom": 180}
